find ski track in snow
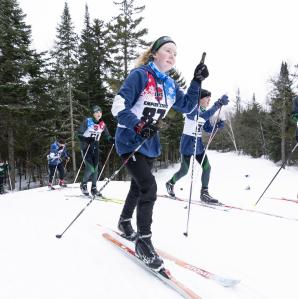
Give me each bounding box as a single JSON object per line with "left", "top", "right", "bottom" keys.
{"left": 0, "top": 150, "right": 298, "bottom": 299}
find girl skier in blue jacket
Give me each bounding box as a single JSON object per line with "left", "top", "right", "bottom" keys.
{"left": 111, "top": 36, "right": 209, "bottom": 271}
{"left": 47, "top": 139, "right": 69, "bottom": 188}
{"left": 166, "top": 89, "right": 229, "bottom": 203}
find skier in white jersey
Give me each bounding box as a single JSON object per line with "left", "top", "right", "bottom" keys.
{"left": 112, "top": 36, "right": 209, "bottom": 271}
{"left": 166, "top": 89, "right": 229, "bottom": 202}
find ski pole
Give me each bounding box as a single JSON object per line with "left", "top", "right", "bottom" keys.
{"left": 7, "top": 162, "right": 12, "bottom": 191}
{"left": 97, "top": 144, "right": 114, "bottom": 182}
{"left": 64, "top": 158, "right": 70, "bottom": 173}
{"left": 56, "top": 138, "right": 147, "bottom": 239}
{"left": 199, "top": 106, "right": 222, "bottom": 167}
{"left": 254, "top": 142, "right": 298, "bottom": 206}
{"left": 51, "top": 163, "right": 59, "bottom": 186}
{"left": 73, "top": 144, "right": 91, "bottom": 184}
{"left": 184, "top": 52, "right": 206, "bottom": 237}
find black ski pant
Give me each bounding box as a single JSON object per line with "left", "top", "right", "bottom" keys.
{"left": 120, "top": 153, "right": 157, "bottom": 236}
{"left": 170, "top": 152, "right": 211, "bottom": 189}
{"left": 81, "top": 146, "right": 100, "bottom": 187}
{"left": 49, "top": 163, "right": 65, "bottom": 184}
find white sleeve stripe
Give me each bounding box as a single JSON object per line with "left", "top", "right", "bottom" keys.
{"left": 112, "top": 95, "right": 126, "bottom": 117}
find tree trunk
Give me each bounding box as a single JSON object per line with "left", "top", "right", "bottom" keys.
{"left": 281, "top": 97, "right": 286, "bottom": 164}
{"left": 69, "top": 82, "right": 76, "bottom": 175}
{"left": 7, "top": 126, "right": 15, "bottom": 190}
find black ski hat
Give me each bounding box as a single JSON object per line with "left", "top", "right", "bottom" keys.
{"left": 200, "top": 89, "right": 211, "bottom": 99}
{"left": 57, "top": 138, "right": 65, "bottom": 145}
{"left": 92, "top": 105, "right": 102, "bottom": 113}
{"left": 151, "top": 36, "right": 176, "bottom": 53}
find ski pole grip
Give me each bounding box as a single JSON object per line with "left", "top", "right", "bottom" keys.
{"left": 200, "top": 52, "right": 206, "bottom": 64}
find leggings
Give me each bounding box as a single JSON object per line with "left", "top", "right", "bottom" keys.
{"left": 120, "top": 153, "right": 157, "bottom": 236}
{"left": 49, "top": 163, "right": 65, "bottom": 183}
{"left": 170, "top": 152, "right": 211, "bottom": 189}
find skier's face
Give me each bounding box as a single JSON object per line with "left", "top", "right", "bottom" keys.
{"left": 153, "top": 43, "right": 177, "bottom": 72}
{"left": 93, "top": 111, "right": 102, "bottom": 121}
{"left": 200, "top": 96, "right": 211, "bottom": 109}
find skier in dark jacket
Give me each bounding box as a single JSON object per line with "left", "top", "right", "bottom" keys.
{"left": 47, "top": 139, "right": 69, "bottom": 189}
{"left": 166, "top": 89, "right": 229, "bottom": 203}
{"left": 0, "top": 160, "right": 8, "bottom": 194}
{"left": 111, "top": 35, "right": 209, "bottom": 271}
{"left": 77, "top": 105, "right": 114, "bottom": 197}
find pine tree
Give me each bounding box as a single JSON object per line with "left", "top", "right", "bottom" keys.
{"left": 76, "top": 6, "right": 114, "bottom": 115}
{"left": 266, "top": 62, "right": 295, "bottom": 163}
{"left": 109, "top": 0, "right": 149, "bottom": 92}
{"left": 50, "top": 2, "right": 79, "bottom": 173}
{"left": 0, "top": 0, "right": 37, "bottom": 189}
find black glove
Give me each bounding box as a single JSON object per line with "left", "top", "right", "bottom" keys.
{"left": 135, "top": 120, "right": 159, "bottom": 139}
{"left": 85, "top": 137, "right": 95, "bottom": 144}
{"left": 215, "top": 120, "right": 225, "bottom": 129}
{"left": 215, "top": 95, "right": 229, "bottom": 107}
{"left": 193, "top": 63, "right": 209, "bottom": 83}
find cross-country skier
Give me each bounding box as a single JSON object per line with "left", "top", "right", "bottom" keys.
{"left": 166, "top": 89, "right": 229, "bottom": 203}
{"left": 77, "top": 105, "right": 114, "bottom": 197}
{"left": 111, "top": 36, "right": 209, "bottom": 271}
{"left": 47, "top": 138, "right": 69, "bottom": 189}
{"left": 0, "top": 160, "right": 8, "bottom": 194}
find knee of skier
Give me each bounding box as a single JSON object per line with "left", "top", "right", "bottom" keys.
{"left": 140, "top": 176, "right": 157, "bottom": 201}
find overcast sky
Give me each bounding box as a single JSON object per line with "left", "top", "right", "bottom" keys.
{"left": 18, "top": 0, "right": 298, "bottom": 106}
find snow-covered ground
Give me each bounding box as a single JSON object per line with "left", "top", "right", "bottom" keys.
{"left": 1, "top": 150, "right": 298, "bottom": 299}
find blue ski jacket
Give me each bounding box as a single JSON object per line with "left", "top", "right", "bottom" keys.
{"left": 112, "top": 63, "right": 201, "bottom": 158}
{"left": 48, "top": 142, "right": 68, "bottom": 166}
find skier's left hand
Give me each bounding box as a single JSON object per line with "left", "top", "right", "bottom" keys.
{"left": 215, "top": 95, "right": 229, "bottom": 107}
{"left": 193, "top": 63, "right": 209, "bottom": 83}
{"left": 215, "top": 120, "right": 225, "bottom": 129}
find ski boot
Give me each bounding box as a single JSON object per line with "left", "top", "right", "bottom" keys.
{"left": 200, "top": 188, "right": 218, "bottom": 204}
{"left": 48, "top": 183, "right": 55, "bottom": 190}
{"left": 59, "top": 179, "right": 67, "bottom": 187}
{"left": 80, "top": 183, "right": 89, "bottom": 196}
{"left": 118, "top": 217, "right": 137, "bottom": 241}
{"left": 91, "top": 186, "right": 102, "bottom": 197}
{"left": 135, "top": 234, "right": 164, "bottom": 271}
{"left": 166, "top": 181, "right": 175, "bottom": 197}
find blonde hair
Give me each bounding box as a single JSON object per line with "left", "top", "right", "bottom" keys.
{"left": 134, "top": 45, "right": 154, "bottom": 68}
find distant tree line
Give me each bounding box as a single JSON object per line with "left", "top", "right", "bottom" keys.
{"left": 209, "top": 62, "right": 298, "bottom": 164}
{"left": 0, "top": 0, "right": 297, "bottom": 190}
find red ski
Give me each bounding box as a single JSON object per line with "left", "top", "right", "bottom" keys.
{"left": 97, "top": 224, "right": 240, "bottom": 287}
{"left": 271, "top": 197, "right": 298, "bottom": 204}
{"left": 103, "top": 232, "right": 202, "bottom": 299}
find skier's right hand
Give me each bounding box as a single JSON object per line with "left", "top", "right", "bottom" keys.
{"left": 85, "top": 137, "right": 95, "bottom": 144}
{"left": 135, "top": 120, "right": 159, "bottom": 139}
{"left": 193, "top": 63, "right": 209, "bottom": 83}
